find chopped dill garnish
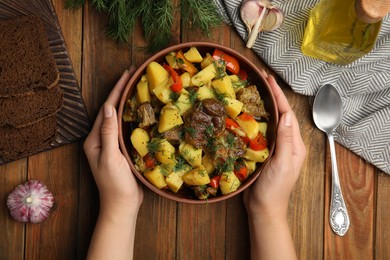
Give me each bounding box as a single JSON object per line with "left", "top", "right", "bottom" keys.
{"left": 213, "top": 60, "right": 227, "bottom": 79}
{"left": 170, "top": 91, "right": 180, "bottom": 102}
{"left": 160, "top": 164, "right": 172, "bottom": 176}
{"left": 184, "top": 126, "right": 197, "bottom": 138}
{"left": 213, "top": 89, "right": 229, "bottom": 105}
{"left": 173, "top": 156, "right": 187, "bottom": 172}
{"left": 176, "top": 58, "right": 185, "bottom": 66}
{"left": 226, "top": 132, "right": 235, "bottom": 148}
{"left": 216, "top": 157, "right": 236, "bottom": 173}
{"left": 205, "top": 125, "right": 214, "bottom": 137}
{"left": 147, "top": 138, "right": 162, "bottom": 155}
{"left": 187, "top": 88, "right": 198, "bottom": 105}
{"left": 232, "top": 79, "right": 248, "bottom": 91}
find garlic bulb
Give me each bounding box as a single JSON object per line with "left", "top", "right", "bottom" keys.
{"left": 7, "top": 180, "right": 55, "bottom": 223}
{"left": 240, "top": 0, "right": 284, "bottom": 48}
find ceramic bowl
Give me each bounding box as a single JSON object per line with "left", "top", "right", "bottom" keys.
{"left": 118, "top": 42, "right": 278, "bottom": 204}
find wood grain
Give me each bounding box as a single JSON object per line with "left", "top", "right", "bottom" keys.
{"left": 324, "top": 144, "right": 375, "bottom": 259}
{"left": 0, "top": 160, "right": 26, "bottom": 260}
{"left": 2, "top": 0, "right": 390, "bottom": 259}
{"left": 376, "top": 171, "right": 390, "bottom": 259}
{"left": 25, "top": 147, "right": 80, "bottom": 260}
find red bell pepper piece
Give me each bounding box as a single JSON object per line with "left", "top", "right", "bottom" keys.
{"left": 249, "top": 132, "right": 268, "bottom": 151}
{"left": 225, "top": 117, "right": 250, "bottom": 144}
{"left": 143, "top": 153, "right": 158, "bottom": 169}
{"left": 237, "top": 69, "right": 248, "bottom": 81}
{"left": 210, "top": 175, "right": 221, "bottom": 188}
{"left": 238, "top": 112, "right": 255, "bottom": 121}
{"left": 163, "top": 64, "right": 183, "bottom": 93}
{"left": 212, "top": 49, "right": 240, "bottom": 75}
{"left": 234, "top": 162, "right": 248, "bottom": 182}
{"left": 225, "top": 117, "right": 239, "bottom": 129}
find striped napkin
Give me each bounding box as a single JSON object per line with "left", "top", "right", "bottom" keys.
{"left": 214, "top": 0, "right": 390, "bottom": 174}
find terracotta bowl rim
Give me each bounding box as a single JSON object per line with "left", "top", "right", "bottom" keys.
{"left": 118, "top": 41, "right": 279, "bottom": 204}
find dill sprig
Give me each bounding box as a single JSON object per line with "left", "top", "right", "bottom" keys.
{"left": 180, "top": 0, "right": 222, "bottom": 34}
{"left": 66, "top": 0, "right": 222, "bottom": 52}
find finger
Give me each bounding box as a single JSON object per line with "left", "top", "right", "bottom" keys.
{"left": 100, "top": 103, "right": 119, "bottom": 157}
{"left": 105, "top": 68, "right": 133, "bottom": 107}
{"left": 272, "top": 111, "right": 294, "bottom": 167}
{"left": 267, "top": 75, "right": 292, "bottom": 114}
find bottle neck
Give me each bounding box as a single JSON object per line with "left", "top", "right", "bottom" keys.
{"left": 355, "top": 0, "right": 390, "bottom": 23}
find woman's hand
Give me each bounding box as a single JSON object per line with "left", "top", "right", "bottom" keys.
{"left": 244, "top": 72, "right": 306, "bottom": 220}
{"left": 243, "top": 72, "right": 306, "bottom": 260}
{"left": 84, "top": 69, "right": 143, "bottom": 215}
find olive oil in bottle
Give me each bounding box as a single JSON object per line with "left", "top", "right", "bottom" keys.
{"left": 301, "top": 0, "right": 389, "bottom": 65}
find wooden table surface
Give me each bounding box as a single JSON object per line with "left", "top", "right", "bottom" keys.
{"left": 1, "top": 1, "right": 390, "bottom": 259}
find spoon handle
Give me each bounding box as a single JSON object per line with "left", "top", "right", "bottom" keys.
{"left": 327, "top": 133, "right": 350, "bottom": 236}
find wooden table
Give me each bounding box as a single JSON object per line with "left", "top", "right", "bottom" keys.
{"left": 1, "top": 1, "right": 390, "bottom": 259}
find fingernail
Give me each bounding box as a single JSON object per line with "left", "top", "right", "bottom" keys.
{"left": 284, "top": 111, "right": 292, "bottom": 127}
{"left": 104, "top": 103, "right": 113, "bottom": 118}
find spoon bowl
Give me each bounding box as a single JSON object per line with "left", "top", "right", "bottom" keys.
{"left": 313, "top": 84, "right": 350, "bottom": 236}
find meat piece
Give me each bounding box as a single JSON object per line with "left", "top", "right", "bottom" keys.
{"left": 161, "top": 126, "right": 183, "bottom": 146}
{"left": 202, "top": 98, "right": 226, "bottom": 117}
{"left": 137, "top": 102, "right": 157, "bottom": 128}
{"left": 237, "top": 85, "right": 269, "bottom": 119}
{"left": 183, "top": 99, "right": 226, "bottom": 149}
{"left": 213, "top": 131, "right": 246, "bottom": 163}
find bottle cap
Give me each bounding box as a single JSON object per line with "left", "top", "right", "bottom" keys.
{"left": 355, "top": 0, "right": 390, "bottom": 23}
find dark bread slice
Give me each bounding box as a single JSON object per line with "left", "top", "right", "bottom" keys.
{"left": 0, "top": 85, "right": 63, "bottom": 128}
{"left": 0, "top": 15, "right": 59, "bottom": 97}
{"left": 0, "top": 115, "right": 57, "bottom": 161}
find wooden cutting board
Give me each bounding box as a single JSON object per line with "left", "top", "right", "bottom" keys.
{"left": 0, "top": 0, "right": 90, "bottom": 164}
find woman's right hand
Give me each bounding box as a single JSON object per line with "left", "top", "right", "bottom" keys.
{"left": 244, "top": 72, "right": 306, "bottom": 220}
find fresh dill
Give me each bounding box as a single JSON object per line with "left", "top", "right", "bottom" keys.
{"left": 147, "top": 138, "right": 162, "bottom": 155}
{"left": 184, "top": 126, "right": 197, "bottom": 138}
{"left": 170, "top": 91, "right": 180, "bottom": 102}
{"left": 226, "top": 132, "right": 235, "bottom": 148}
{"left": 173, "top": 156, "right": 187, "bottom": 172}
{"left": 232, "top": 79, "right": 248, "bottom": 91}
{"left": 187, "top": 88, "right": 198, "bottom": 105}
{"left": 180, "top": 0, "right": 222, "bottom": 35}
{"left": 213, "top": 60, "right": 227, "bottom": 79}
{"left": 66, "top": 0, "right": 222, "bottom": 52}
{"left": 213, "top": 89, "right": 228, "bottom": 105}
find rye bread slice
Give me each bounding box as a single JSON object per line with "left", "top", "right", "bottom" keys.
{"left": 0, "top": 85, "right": 63, "bottom": 128}
{"left": 0, "top": 15, "right": 59, "bottom": 97}
{"left": 0, "top": 115, "right": 57, "bottom": 161}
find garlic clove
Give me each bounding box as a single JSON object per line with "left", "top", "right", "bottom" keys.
{"left": 240, "top": 0, "right": 284, "bottom": 48}
{"left": 262, "top": 7, "right": 284, "bottom": 31}
{"left": 240, "top": 0, "right": 265, "bottom": 34}
{"left": 7, "top": 180, "right": 55, "bottom": 223}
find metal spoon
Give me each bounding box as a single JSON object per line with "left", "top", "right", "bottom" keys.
{"left": 313, "top": 84, "right": 350, "bottom": 236}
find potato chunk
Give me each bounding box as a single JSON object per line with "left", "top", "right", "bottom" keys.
{"left": 211, "top": 76, "right": 236, "bottom": 99}
{"left": 219, "top": 171, "right": 241, "bottom": 195}
{"left": 166, "top": 164, "right": 192, "bottom": 193}
{"left": 244, "top": 147, "right": 269, "bottom": 162}
{"left": 184, "top": 47, "right": 203, "bottom": 63}
{"left": 236, "top": 113, "right": 259, "bottom": 140}
{"left": 144, "top": 166, "right": 168, "bottom": 189}
{"left": 136, "top": 79, "right": 151, "bottom": 103}
{"left": 179, "top": 142, "right": 202, "bottom": 167}
{"left": 225, "top": 97, "right": 243, "bottom": 119}
{"left": 155, "top": 139, "right": 176, "bottom": 165}
{"left": 175, "top": 89, "right": 192, "bottom": 115}
{"left": 130, "top": 128, "right": 150, "bottom": 157}
{"left": 182, "top": 166, "right": 210, "bottom": 186}
{"left": 191, "top": 63, "right": 216, "bottom": 87}
{"left": 146, "top": 61, "right": 169, "bottom": 92}
{"left": 158, "top": 105, "right": 183, "bottom": 133}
